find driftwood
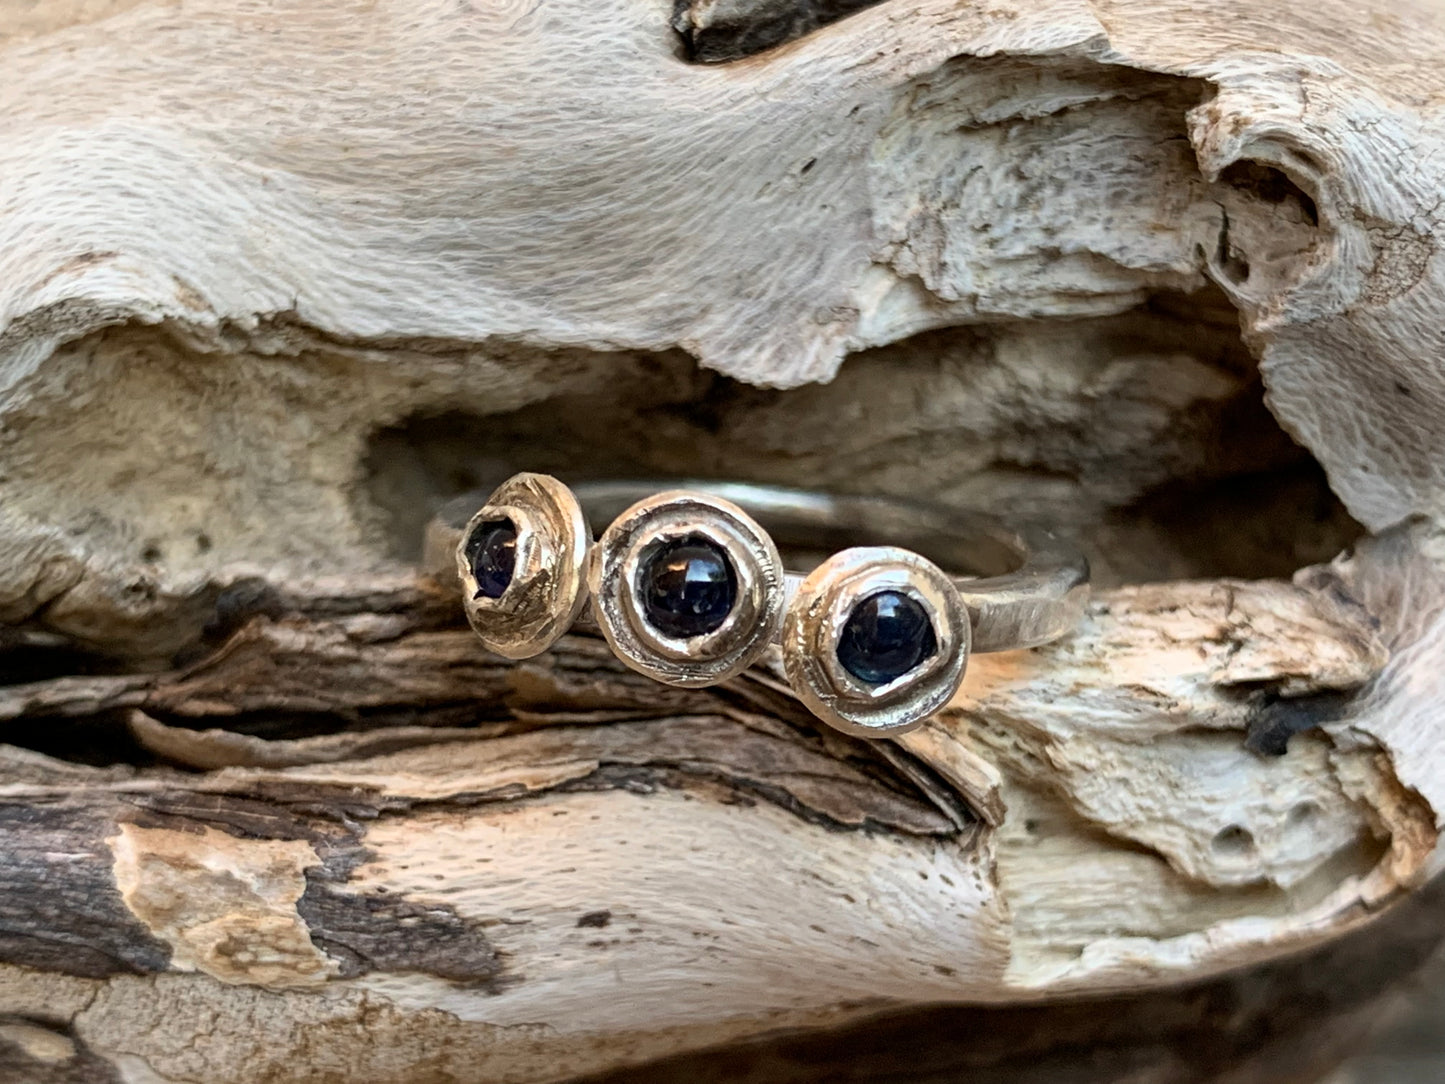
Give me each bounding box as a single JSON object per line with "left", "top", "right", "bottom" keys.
{"left": 2, "top": 0, "right": 1445, "bottom": 1080}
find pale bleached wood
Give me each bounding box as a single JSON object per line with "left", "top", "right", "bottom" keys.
{"left": 2, "top": 0, "right": 1445, "bottom": 1080}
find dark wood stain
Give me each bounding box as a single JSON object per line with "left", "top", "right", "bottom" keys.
{"left": 1244, "top": 690, "right": 1354, "bottom": 757}
{"left": 297, "top": 883, "right": 502, "bottom": 986}
{"left": 0, "top": 799, "right": 171, "bottom": 978}
{"left": 673, "top": 0, "right": 889, "bottom": 63}
{"left": 0, "top": 1016, "right": 124, "bottom": 1084}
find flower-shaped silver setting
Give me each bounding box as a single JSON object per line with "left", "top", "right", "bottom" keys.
{"left": 781, "top": 546, "right": 970, "bottom": 738}
{"left": 457, "top": 472, "right": 591, "bottom": 660}
{"left": 587, "top": 490, "right": 787, "bottom": 688}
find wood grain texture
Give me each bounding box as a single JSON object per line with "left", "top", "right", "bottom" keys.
{"left": 0, "top": 534, "right": 1434, "bottom": 1080}
{"left": 2, "top": 0, "right": 1445, "bottom": 1079}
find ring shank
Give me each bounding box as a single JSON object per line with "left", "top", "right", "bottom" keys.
{"left": 427, "top": 481, "right": 1089, "bottom": 654}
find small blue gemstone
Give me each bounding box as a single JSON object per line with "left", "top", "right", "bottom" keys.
{"left": 466, "top": 519, "right": 517, "bottom": 599}
{"left": 640, "top": 536, "right": 737, "bottom": 639}
{"left": 837, "top": 590, "right": 938, "bottom": 685}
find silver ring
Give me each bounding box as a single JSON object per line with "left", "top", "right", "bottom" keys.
{"left": 425, "top": 473, "right": 1089, "bottom": 737}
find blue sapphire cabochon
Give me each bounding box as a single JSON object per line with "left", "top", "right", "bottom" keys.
{"left": 837, "top": 589, "right": 938, "bottom": 685}
{"left": 639, "top": 534, "right": 738, "bottom": 639}
{"left": 466, "top": 519, "right": 518, "bottom": 600}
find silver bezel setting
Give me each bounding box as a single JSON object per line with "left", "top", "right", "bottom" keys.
{"left": 782, "top": 546, "right": 969, "bottom": 737}
{"left": 589, "top": 491, "right": 786, "bottom": 688}
{"left": 456, "top": 472, "right": 591, "bottom": 660}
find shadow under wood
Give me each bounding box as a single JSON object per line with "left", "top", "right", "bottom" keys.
{"left": 1107, "top": 460, "right": 1364, "bottom": 583}
{"left": 0, "top": 642, "right": 132, "bottom": 687}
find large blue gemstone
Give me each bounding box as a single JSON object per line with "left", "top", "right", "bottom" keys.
{"left": 837, "top": 590, "right": 938, "bottom": 685}
{"left": 640, "top": 535, "right": 737, "bottom": 639}
{"left": 466, "top": 519, "right": 517, "bottom": 599}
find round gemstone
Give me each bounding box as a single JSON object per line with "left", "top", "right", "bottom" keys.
{"left": 466, "top": 519, "right": 518, "bottom": 599}
{"left": 837, "top": 590, "right": 938, "bottom": 685}
{"left": 640, "top": 535, "right": 738, "bottom": 639}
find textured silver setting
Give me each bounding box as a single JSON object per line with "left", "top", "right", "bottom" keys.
{"left": 782, "top": 546, "right": 969, "bottom": 738}
{"left": 431, "top": 476, "right": 1088, "bottom": 735}
{"left": 457, "top": 472, "right": 590, "bottom": 660}
{"left": 588, "top": 491, "right": 786, "bottom": 688}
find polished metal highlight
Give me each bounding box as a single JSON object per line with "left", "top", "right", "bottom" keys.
{"left": 782, "top": 546, "right": 969, "bottom": 738}
{"left": 588, "top": 490, "right": 787, "bottom": 688}
{"left": 431, "top": 474, "right": 1090, "bottom": 736}
{"left": 455, "top": 473, "right": 590, "bottom": 659}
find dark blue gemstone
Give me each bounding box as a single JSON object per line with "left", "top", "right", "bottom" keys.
{"left": 465, "top": 519, "right": 517, "bottom": 599}
{"left": 640, "top": 535, "right": 737, "bottom": 639}
{"left": 837, "top": 590, "right": 938, "bottom": 685}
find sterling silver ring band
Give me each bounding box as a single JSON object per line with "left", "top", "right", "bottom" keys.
{"left": 424, "top": 473, "right": 1089, "bottom": 738}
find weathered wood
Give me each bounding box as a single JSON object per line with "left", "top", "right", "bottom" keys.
{"left": 0, "top": 537, "right": 1433, "bottom": 1080}
{"left": 574, "top": 873, "right": 1445, "bottom": 1084}
{"left": 3, "top": 0, "right": 1445, "bottom": 1079}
